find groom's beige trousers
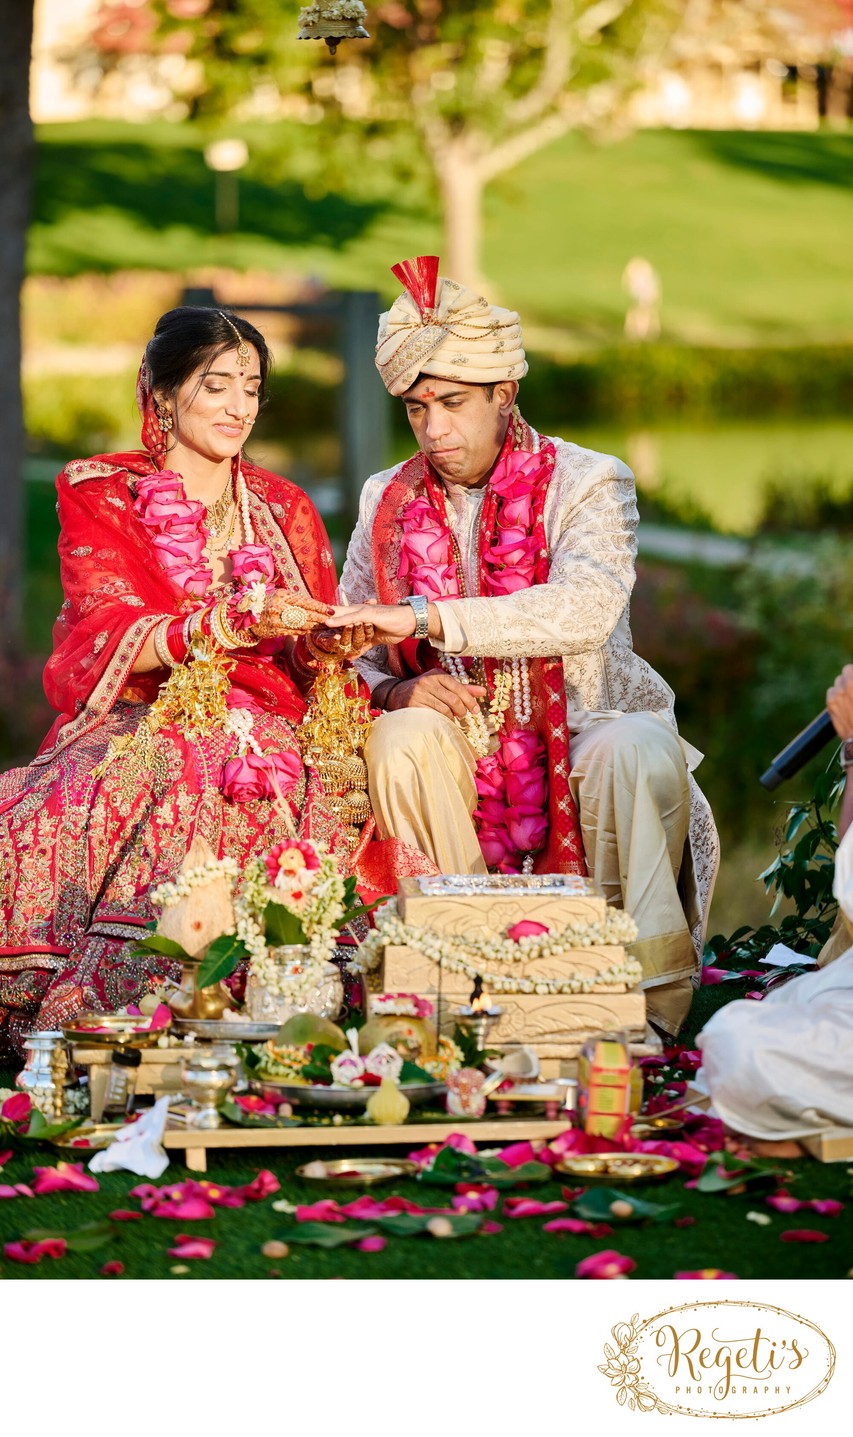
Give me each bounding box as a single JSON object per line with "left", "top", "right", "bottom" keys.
{"left": 364, "top": 707, "right": 696, "bottom": 1036}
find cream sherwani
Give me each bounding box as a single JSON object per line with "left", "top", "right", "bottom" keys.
{"left": 341, "top": 437, "right": 720, "bottom": 1035}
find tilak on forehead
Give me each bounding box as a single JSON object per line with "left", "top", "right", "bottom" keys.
{"left": 375, "top": 255, "right": 528, "bottom": 398}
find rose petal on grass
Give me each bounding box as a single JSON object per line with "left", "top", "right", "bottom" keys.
{"left": 355, "top": 1235, "right": 386, "bottom": 1252}
{"left": 480, "top": 1220, "right": 503, "bottom": 1235}
{"left": 168, "top": 1234, "right": 216, "bottom": 1260}
{"left": 239, "top": 1169, "right": 280, "bottom": 1201}
{"left": 544, "top": 1217, "right": 613, "bottom": 1236}
{"left": 101, "top": 1261, "right": 124, "bottom": 1276}
{"left": 780, "top": 1229, "right": 831, "bottom": 1243}
{"left": 675, "top": 1268, "right": 738, "bottom": 1279}
{"left": 31, "top": 1162, "right": 99, "bottom": 1195}
{"left": 0, "top": 1148, "right": 13, "bottom": 1169}
{"left": 108, "top": 1209, "right": 144, "bottom": 1221}
{"left": 575, "top": 1249, "right": 636, "bottom": 1279}
{"left": 766, "top": 1191, "right": 804, "bottom": 1214}
{"left": 674, "top": 1216, "right": 697, "bottom": 1228}
{"left": 810, "top": 1199, "right": 844, "bottom": 1217}
{"left": 451, "top": 1185, "right": 499, "bottom": 1214}
{"left": 503, "top": 1197, "right": 568, "bottom": 1219}
{"left": 4, "top": 1237, "right": 67, "bottom": 1264}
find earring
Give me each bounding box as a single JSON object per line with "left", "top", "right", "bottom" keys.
{"left": 155, "top": 402, "right": 173, "bottom": 433}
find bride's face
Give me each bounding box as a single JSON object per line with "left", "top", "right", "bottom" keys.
{"left": 167, "top": 344, "right": 262, "bottom": 462}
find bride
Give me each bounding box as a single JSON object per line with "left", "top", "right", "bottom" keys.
{"left": 0, "top": 304, "right": 367, "bottom": 1054}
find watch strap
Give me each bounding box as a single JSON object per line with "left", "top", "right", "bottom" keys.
{"left": 399, "top": 594, "right": 429, "bottom": 640}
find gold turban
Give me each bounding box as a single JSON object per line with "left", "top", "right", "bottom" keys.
{"left": 375, "top": 255, "right": 528, "bottom": 397}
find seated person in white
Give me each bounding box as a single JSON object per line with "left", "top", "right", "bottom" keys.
{"left": 698, "top": 664, "right": 853, "bottom": 1146}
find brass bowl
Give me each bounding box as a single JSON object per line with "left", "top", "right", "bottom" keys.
{"left": 554, "top": 1152, "right": 679, "bottom": 1183}
{"left": 63, "top": 1010, "right": 168, "bottom": 1048}
{"left": 296, "top": 1158, "right": 420, "bottom": 1186}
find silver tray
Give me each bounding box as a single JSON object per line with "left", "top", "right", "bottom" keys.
{"left": 248, "top": 1076, "right": 447, "bottom": 1110}
{"left": 173, "top": 1019, "right": 279, "bottom": 1041}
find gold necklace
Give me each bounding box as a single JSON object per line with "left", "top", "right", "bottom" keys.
{"left": 204, "top": 477, "right": 235, "bottom": 537}
{"left": 206, "top": 503, "right": 240, "bottom": 555}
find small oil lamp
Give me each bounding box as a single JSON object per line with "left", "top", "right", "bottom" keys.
{"left": 455, "top": 977, "right": 503, "bottom": 1049}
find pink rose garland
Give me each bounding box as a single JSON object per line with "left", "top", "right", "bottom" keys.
{"left": 397, "top": 447, "right": 553, "bottom": 871}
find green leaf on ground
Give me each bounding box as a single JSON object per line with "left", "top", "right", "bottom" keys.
{"left": 374, "top": 1211, "right": 483, "bottom": 1238}
{"left": 22, "top": 1220, "right": 117, "bottom": 1253}
{"left": 695, "top": 1151, "right": 786, "bottom": 1194}
{"left": 572, "top": 1187, "right": 680, "bottom": 1224}
{"left": 273, "top": 1221, "right": 378, "bottom": 1249}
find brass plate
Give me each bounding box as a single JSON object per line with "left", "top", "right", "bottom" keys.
{"left": 296, "top": 1158, "right": 420, "bottom": 1185}
{"left": 51, "top": 1123, "right": 123, "bottom": 1152}
{"left": 554, "top": 1152, "right": 679, "bottom": 1182}
{"left": 63, "top": 1010, "right": 167, "bottom": 1047}
{"left": 249, "top": 1077, "right": 446, "bottom": 1110}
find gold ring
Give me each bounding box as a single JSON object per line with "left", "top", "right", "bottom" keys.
{"left": 277, "top": 604, "right": 308, "bottom": 627}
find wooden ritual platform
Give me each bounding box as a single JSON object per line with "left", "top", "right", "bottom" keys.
{"left": 161, "top": 1117, "right": 569, "bottom": 1172}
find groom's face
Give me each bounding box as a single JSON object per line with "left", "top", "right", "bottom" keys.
{"left": 401, "top": 376, "right": 515, "bottom": 488}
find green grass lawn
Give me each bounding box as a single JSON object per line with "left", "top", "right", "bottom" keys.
{"left": 1, "top": 980, "right": 851, "bottom": 1281}
{"left": 30, "top": 123, "right": 853, "bottom": 346}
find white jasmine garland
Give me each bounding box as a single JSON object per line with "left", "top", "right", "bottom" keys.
{"left": 151, "top": 856, "right": 240, "bottom": 909}
{"left": 349, "top": 901, "right": 642, "bottom": 996}
{"left": 236, "top": 847, "right": 344, "bottom": 998}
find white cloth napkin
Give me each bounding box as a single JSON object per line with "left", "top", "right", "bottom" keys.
{"left": 88, "top": 1094, "right": 171, "bottom": 1178}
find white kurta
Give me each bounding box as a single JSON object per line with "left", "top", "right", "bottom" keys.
{"left": 697, "top": 826, "right": 853, "bottom": 1140}
{"left": 340, "top": 437, "right": 720, "bottom": 963}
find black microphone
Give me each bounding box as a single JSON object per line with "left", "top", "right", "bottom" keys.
{"left": 759, "top": 710, "right": 837, "bottom": 791}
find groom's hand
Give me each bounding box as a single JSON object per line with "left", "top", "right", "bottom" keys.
{"left": 325, "top": 601, "right": 443, "bottom": 645}
{"left": 384, "top": 672, "right": 486, "bottom": 718}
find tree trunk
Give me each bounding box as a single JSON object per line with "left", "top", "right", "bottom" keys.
{"left": 0, "top": 1, "right": 35, "bottom": 643}
{"left": 438, "top": 147, "right": 485, "bottom": 290}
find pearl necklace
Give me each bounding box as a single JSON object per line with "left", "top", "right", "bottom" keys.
{"left": 236, "top": 463, "right": 255, "bottom": 543}
{"left": 441, "top": 654, "right": 512, "bottom": 758}
{"left": 511, "top": 657, "right": 532, "bottom": 725}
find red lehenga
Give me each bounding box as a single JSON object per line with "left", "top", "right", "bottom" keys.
{"left": 0, "top": 447, "right": 344, "bottom": 1055}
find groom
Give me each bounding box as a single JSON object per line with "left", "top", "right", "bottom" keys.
{"left": 327, "top": 256, "right": 718, "bottom": 1036}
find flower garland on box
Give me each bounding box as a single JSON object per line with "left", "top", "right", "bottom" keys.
{"left": 348, "top": 900, "right": 641, "bottom": 997}
{"left": 396, "top": 424, "right": 556, "bottom": 874}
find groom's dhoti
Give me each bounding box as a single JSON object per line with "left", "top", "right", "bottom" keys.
{"left": 364, "top": 707, "right": 696, "bottom": 1035}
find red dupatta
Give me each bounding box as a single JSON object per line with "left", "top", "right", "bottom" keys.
{"left": 35, "top": 451, "right": 337, "bottom": 765}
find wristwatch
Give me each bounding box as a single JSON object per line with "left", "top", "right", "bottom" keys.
{"left": 398, "top": 594, "right": 430, "bottom": 639}
{"left": 840, "top": 739, "right": 853, "bottom": 768}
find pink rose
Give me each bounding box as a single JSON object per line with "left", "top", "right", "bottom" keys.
{"left": 485, "top": 526, "right": 536, "bottom": 563}
{"left": 151, "top": 532, "right": 208, "bottom": 566}
{"left": 220, "top": 750, "right": 302, "bottom": 804}
{"left": 230, "top": 544, "right": 276, "bottom": 585}
{"left": 475, "top": 797, "right": 509, "bottom": 827}
{"left": 477, "top": 824, "right": 516, "bottom": 869}
{"left": 134, "top": 472, "right": 185, "bottom": 507}
{"left": 505, "top": 768, "right": 547, "bottom": 809}
{"left": 490, "top": 451, "right": 546, "bottom": 499}
{"left": 408, "top": 564, "right": 459, "bottom": 601}
{"left": 400, "top": 497, "right": 445, "bottom": 532}
{"left": 500, "top": 494, "right": 535, "bottom": 527}
{"left": 488, "top": 565, "right": 537, "bottom": 596}
{"left": 475, "top": 754, "right": 505, "bottom": 801}
{"left": 505, "top": 805, "right": 548, "bottom": 854}
{"left": 1, "top": 1092, "right": 32, "bottom": 1125}
{"left": 399, "top": 529, "right": 452, "bottom": 573}
{"left": 501, "top": 731, "right": 545, "bottom": 770}
{"left": 507, "top": 920, "right": 550, "bottom": 941}
{"left": 136, "top": 497, "right": 206, "bottom": 530}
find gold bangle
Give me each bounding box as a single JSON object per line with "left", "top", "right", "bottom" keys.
{"left": 209, "top": 602, "right": 241, "bottom": 652}
{"left": 153, "top": 617, "right": 177, "bottom": 668}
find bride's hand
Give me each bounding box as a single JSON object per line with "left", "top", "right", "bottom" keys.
{"left": 250, "top": 591, "right": 334, "bottom": 640}
{"left": 310, "top": 623, "right": 376, "bottom": 661}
